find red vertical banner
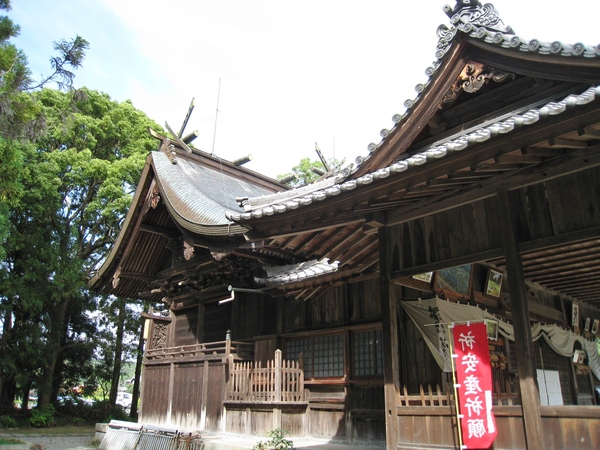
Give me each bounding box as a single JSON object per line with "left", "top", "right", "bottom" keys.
{"left": 451, "top": 322, "right": 497, "bottom": 449}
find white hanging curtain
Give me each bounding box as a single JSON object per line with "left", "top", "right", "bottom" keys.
{"left": 400, "top": 297, "right": 600, "bottom": 381}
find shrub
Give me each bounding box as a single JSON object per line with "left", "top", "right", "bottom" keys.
{"left": 30, "top": 405, "right": 55, "bottom": 427}
{"left": 253, "top": 429, "right": 294, "bottom": 450}
{"left": 0, "top": 415, "right": 18, "bottom": 428}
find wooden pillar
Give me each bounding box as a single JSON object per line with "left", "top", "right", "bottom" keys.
{"left": 378, "top": 226, "right": 400, "bottom": 449}
{"left": 498, "top": 191, "right": 543, "bottom": 450}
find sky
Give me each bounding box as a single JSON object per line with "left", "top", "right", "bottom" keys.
{"left": 10, "top": 0, "right": 600, "bottom": 179}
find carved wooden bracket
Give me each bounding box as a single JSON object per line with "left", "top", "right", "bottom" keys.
{"left": 183, "top": 240, "right": 195, "bottom": 260}
{"left": 442, "top": 62, "right": 514, "bottom": 105}
{"left": 112, "top": 266, "right": 121, "bottom": 289}
{"left": 149, "top": 185, "right": 161, "bottom": 209}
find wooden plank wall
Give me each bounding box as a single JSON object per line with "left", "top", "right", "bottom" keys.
{"left": 173, "top": 308, "right": 199, "bottom": 346}
{"left": 390, "top": 167, "right": 600, "bottom": 272}
{"left": 139, "top": 365, "right": 170, "bottom": 425}
{"left": 140, "top": 360, "right": 226, "bottom": 432}
{"left": 170, "top": 362, "right": 203, "bottom": 429}
{"left": 232, "top": 294, "right": 278, "bottom": 340}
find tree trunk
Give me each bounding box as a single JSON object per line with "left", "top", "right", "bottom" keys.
{"left": 21, "top": 381, "right": 32, "bottom": 411}
{"left": 0, "top": 307, "right": 13, "bottom": 411}
{"left": 38, "top": 298, "right": 70, "bottom": 408}
{"left": 109, "top": 297, "right": 126, "bottom": 407}
{"left": 130, "top": 315, "right": 146, "bottom": 419}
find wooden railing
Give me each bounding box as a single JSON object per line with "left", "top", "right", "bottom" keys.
{"left": 145, "top": 339, "right": 254, "bottom": 363}
{"left": 398, "top": 381, "right": 519, "bottom": 407}
{"left": 227, "top": 350, "right": 305, "bottom": 403}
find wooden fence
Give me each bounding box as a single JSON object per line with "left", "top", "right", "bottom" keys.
{"left": 227, "top": 350, "right": 305, "bottom": 403}
{"left": 398, "top": 381, "right": 519, "bottom": 406}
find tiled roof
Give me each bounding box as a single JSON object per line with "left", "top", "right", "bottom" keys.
{"left": 227, "top": 2, "right": 600, "bottom": 223}
{"left": 227, "top": 85, "right": 600, "bottom": 222}
{"left": 255, "top": 259, "right": 339, "bottom": 286}
{"left": 358, "top": 2, "right": 599, "bottom": 173}
{"left": 152, "top": 151, "right": 273, "bottom": 235}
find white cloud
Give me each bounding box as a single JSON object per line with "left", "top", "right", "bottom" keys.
{"left": 12, "top": 0, "right": 600, "bottom": 178}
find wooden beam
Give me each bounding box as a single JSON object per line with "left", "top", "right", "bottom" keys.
{"left": 387, "top": 141, "right": 600, "bottom": 227}
{"left": 378, "top": 226, "right": 400, "bottom": 449}
{"left": 139, "top": 223, "right": 179, "bottom": 239}
{"left": 578, "top": 126, "right": 600, "bottom": 139}
{"left": 120, "top": 271, "right": 155, "bottom": 283}
{"left": 498, "top": 190, "right": 543, "bottom": 450}
{"left": 548, "top": 138, "right": 588, "bottom": 149}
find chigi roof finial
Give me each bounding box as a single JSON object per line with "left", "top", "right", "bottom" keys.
{"left": 444, "top": 1, "right": 515, "bottom": 35}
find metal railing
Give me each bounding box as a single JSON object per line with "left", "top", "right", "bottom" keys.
{"left": 98, "top": 420, "right": 203, "bottom": 450}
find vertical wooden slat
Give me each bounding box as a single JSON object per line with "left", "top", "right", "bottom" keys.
{"left": 275, "top": 349, "right": 282, "bottom": 403}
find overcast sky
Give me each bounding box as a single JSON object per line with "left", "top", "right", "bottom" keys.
{"left": 10, "top": 0, "right": 599, "bottom": 178}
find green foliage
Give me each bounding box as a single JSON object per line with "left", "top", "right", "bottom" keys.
{"left": 277, "top": 156, "right": 342, "bottom": 188}
{"left": 253, "top": 429, "right": 294, "bottom": 450}
{"left": 0, "top": 87, "right": 161, "bottom": 409}
{"left": 0, "top": 437, "right": 25, "bottom": 445}
{"left": 29, "top": 405, "right": 55, "bottom": 428}
{"left": 277, "top": 157, "right": 325, "bottom": 187}
{"left": 0, "top": 415, "right": 17, "bottom": 428}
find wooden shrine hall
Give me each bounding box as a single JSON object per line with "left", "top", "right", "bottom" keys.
{"left": 90, "top": 1, "right": 600, "bottom": 449}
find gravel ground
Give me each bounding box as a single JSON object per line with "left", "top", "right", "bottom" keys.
{"left": 1, "top": 433, "right": 97, "bottom": 450}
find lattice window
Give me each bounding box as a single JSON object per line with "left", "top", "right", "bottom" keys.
{"left": 352, "top": 329, "right": 383, "bottom": 377}
{"left": 286, "top": 333, "right": 344, "bottom": 379}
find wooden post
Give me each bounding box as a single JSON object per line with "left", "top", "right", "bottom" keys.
{"left": 378, "top": 226, "right": 400, "bottom": 450}
{"left": 274, "top": 350, "right": 283, "bottom": 430}
{"left": 498, "top": 190, "right": 543, "bottom": 450}
{"left": 225, "top": 329, "right": 232, "bottom": 356}
{"left": 275, "top": 349, "right": 282, "bottom": 402}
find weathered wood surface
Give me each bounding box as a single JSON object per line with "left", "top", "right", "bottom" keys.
{"left": 227, "top": 351, "right": 305, "bottom": 403}
{"left": 140, "top": 359, "right": 227, "bottom": 433}
{"left": 394, "top": 405, "right": 600, "bottom": 449}
{"left": 388, "top": 167, "right": 600, "bottom": 306}
{"left": 144, "top": 340, "right": 253, "bottom": 365}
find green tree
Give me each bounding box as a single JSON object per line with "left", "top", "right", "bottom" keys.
{"left": 277, "top": 157, "right": 326, "bottom": 187}
{"left": 277, "top": 155, "right": 344, "bottom": 188}
{"left": 0, "top": 87, "right": 161, "bottom": 409}
{"left": 0, "top": 0, "right": 88, "bottom": 260}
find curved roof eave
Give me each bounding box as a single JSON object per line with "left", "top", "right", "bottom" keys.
{"left": 228, "top": 85, "right": 600, "bottom": 223}
{"left": 88, "top": 154, "right": 155, "bottom": 292}
{"left": 151, "top": 150, "right": 277, "bottom": 236}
